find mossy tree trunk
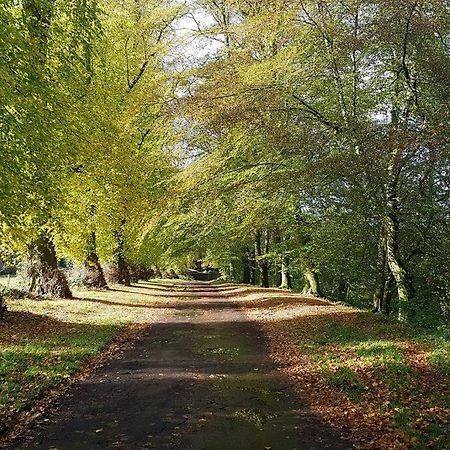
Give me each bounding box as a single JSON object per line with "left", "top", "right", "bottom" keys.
{"left": 83, "top": 231, "right": 107, "bottom": 289}
{"left": 110, "top": 218, "right": 131, "bottom": 286}
{"left": 385, "top": 147, "right": 409, "bottom": 322}
{"left": 302, "top": 268, "right": 321, "bottom": 296}
{"left": 280, "top": 255, "right": 292, "bottom": 289}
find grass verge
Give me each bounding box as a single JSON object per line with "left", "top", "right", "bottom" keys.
{"left": 0, "top": 283, "right": 165, "bottom": 437}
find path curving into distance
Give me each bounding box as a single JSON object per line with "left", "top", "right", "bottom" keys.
{"left": 11, "top": 281, "right": 352, "bottom": 449}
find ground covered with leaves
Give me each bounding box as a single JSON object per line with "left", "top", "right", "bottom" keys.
{"left": 257, "top": 310, "right": 450, "bottom": 449}
{"left": 0, "top": 279, "right": 449, "bottom": 449}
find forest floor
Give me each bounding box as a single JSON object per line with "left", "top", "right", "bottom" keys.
{"left": 0, "top": 281, "right": 449, "bottom": 449}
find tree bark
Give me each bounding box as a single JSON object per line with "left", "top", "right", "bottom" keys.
{"left": 385, "top": 148, "right": 409, "bottom": 321}
{"left": 83, "top": 231, "right": 107, "bottom": 289}
{"left": 373, "top": 228, "right": 387, "bottom": 313}
{"left": 255, "top": 230, "right": 270, "bottom": 288}
{"left": 279, "top": 255, "right": 292, "bottom": 289}
{"left": 242, "top": 248, "right": 251, "bottom": 284}
{"left": 109, "top": 218, "right": 131, "bottom": 286}
{"left": 25, "top": 232, "right": 72, "bottom": 298}
{"left": 303, "top": 268, "right": 321, "bottom": 296}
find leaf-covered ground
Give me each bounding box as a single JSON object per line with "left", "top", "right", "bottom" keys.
{"left": 0, "top": 280, "right": 449, "bottom": 449}
{"left": 255, "top": 311, "right": 450, "bottom": 449}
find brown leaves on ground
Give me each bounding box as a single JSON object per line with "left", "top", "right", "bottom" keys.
{"left": 255, "top": 310, "right": 450, "bottom": 449}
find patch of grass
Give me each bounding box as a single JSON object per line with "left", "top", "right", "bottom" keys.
{"left": 429, "top": 343, "right": 450, "bottom": 376}
{"left": 279, "top": 310, "right": 450, "bottom": 448}
{"left": 392, "top": 404, "right": 413, "bottom": 429}
{"left": 321, "top": 367, "right": 365, "bottom": 401}
{"left": 316, "top": 320, "right": 369, "bottom": 346}
{"left": 426, "top": 421, "right": 450, "bottom": 450}
{"left": 0, "top": 282, "right": 166, "bottom": 431}
{"left": 0, "top": 323, "right": 121, "bottom": 423}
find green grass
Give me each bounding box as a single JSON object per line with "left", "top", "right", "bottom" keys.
{"left": 0, "top": 282, "right": 169, "bottom": 432}
{"left": 0, "top": 325, "right": 120, "bottom": 422}
{"left": 287, "top": 313, "right": 449, "bottom": 446}
{"left": 321, "top": 366, "right": 365, "bottom": 401}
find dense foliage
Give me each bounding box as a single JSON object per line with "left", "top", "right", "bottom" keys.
{"left": 1, "top": 0, "right": 449, "bottom": 325}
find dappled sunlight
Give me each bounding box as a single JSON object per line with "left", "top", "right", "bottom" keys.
{"left": 3, "top": 280, "right": 448, "bottom": 449}
{"left": 260, "top": 312, "right": 450, "bottom": 449}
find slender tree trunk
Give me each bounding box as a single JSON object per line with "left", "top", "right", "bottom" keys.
{"left": 274, "top": 232, "right": 282, "bottom": 287}
{"left": 249, "top": 256, "right": 257, "bottom": 285}
{"left": 373, "top": 228, "right": 387, "bottom": 313}
{"left": 279, "top": 255, "right": 292, "bottom": 289}
{"left": 255, "top": 230, "right": 270, "bottom": 288}
{"left": 25, "top": 232, "right": 72, "bottom": 298}
{"left": 385, "top": 148, "right": 409, "bottom": 321}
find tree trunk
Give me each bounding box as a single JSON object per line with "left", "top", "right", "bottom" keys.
{"left": 373, "top": 229, "right": 387, "bottom": 313}
{"left": 274, "top": 232, "right": 282, "bottom": 288}
{"left": 83, "top": 231, "right": 107, "bottom": 289}
{"left": 382, "top": 272, "right": 394, "bottom": 315}
{"left": 242, "top": 248, "right": 251, "bottom": 284}
{"left": 109, "top": 219, "right": 131, "bottom": 286}
{"left": 303, "top": 268, "right": 321, "bottom": 296}
{"left": 385, "top": 148, "right": 409, "bottom": 321}
{"left": 279, "top": 255, "right": 292, "bottom": 289}
{"left": 255, "top": 230, "right": 270, "bottom": 288}
{"left": 337, "top": 279, "right": 348, "bottom": 301}
{"left": 25, "top": 232, "right": 72, "bottom": 298}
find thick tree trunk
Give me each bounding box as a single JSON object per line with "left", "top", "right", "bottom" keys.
{"left": 82, "top": 231, "right": 107, "bottom": 289}
{"left": 108, "top": 219, "right": 131, "bottom": 286}
{"left": 303, "top": 268, "right": 321, "bottom": 296}
{"left": 279, "top": 255, "right": 292, "bottom": 289}
{"left": 385, "top": 148, "right": 409, "bottom": 321}
{"left": 26, "top": 232, "right": 72, "bottom": 298}
{"left": 382, "top": 272, "right": 394, "bottom": 314}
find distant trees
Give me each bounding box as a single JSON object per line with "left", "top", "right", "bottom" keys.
{"left": 151, "top": 0, "right": 450, "bottom": 323}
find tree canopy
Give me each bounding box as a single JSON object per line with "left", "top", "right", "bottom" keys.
{"left": 1, "top": 0, "right": 449, "bottom": 324}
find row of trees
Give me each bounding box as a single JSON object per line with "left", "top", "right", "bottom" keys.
{"left": 1, "top": 0, "right": 449, "bottom": 325}
{"left": 1, "top": 0, "right": 180, "bottom": 295}
{"left": 147, "top": 0, "right": 450, "bottom": 324}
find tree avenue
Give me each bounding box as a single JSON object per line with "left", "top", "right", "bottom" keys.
{"left": 1, "top": 0, "right": 449, "bottom": 325}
